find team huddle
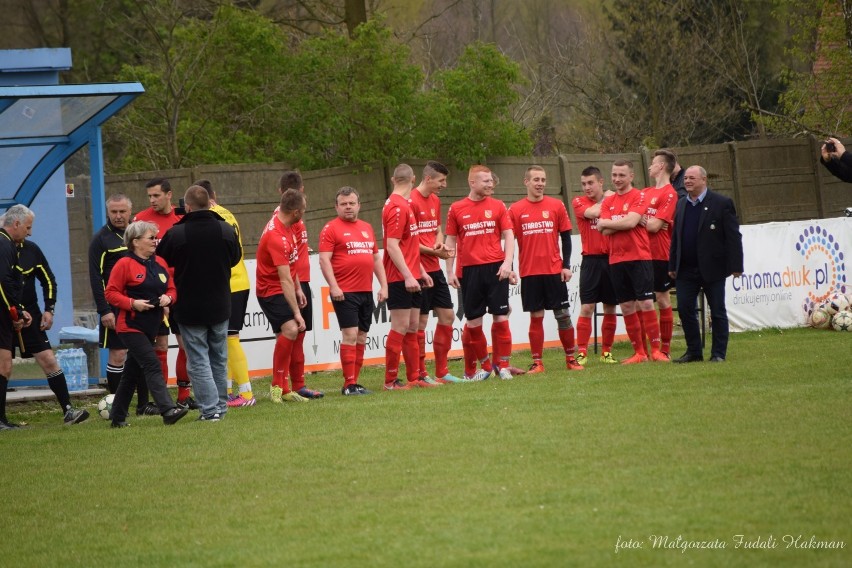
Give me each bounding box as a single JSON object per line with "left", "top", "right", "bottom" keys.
{"left": 0, "top": 152, "right": 743, "bottom": 429}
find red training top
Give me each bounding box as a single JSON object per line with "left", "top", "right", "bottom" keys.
{"left": 572, "top": 195, "right": 610, "bottom": 256}
{"left": 382, "top": 193, "right": 421, "bottom": 283}
{"left": 641, "top": 184, "right": 678, "bottom": 261}
{"left": 255, "top": 215, "right": 298, "bottom": 298}
{"left": 319, "top": 217, "right": 378, "bottom": 293}
{"left": 599, "top": 188, "right": 651, "bottom": 264}
{"left": 409, "top": 188, "right": 442, "bottom": 273}
{"left": 445, "top": 196, "right": 512, "bottom": 269}
{"left": 508, "top": 196, "right": 572, "bottom": 277}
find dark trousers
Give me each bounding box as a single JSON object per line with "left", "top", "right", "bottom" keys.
{"left": 111, "top": 332, "right": 176, "bottom": 422}
{"left": 675, "top": 266, "right": 729, "bottom": 359}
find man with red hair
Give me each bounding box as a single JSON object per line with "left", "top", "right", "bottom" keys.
{"left": 445, "top": 165, "right": 515, "bottom": 380}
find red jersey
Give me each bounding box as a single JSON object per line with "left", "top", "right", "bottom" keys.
{"left": 291, "top": 218, "right": 310, "bottom": 282}
{"left": 600, "top": 188, "right": 651, "bottom": 264}
{"left": 409, "top": 188, "right": 442, "bottom": 273}
{"left": 382, "top": 193, "right": 421, "bottom": 283}
{"left": 445, "top": 197, "right": 512, "bottom": 268}
{"left": 508, "top": 196, "right": 572, "bottom": 277}
{"left": 572, "top": 195, "right": 609, "bottom": 256}
{"left": 642, "top": 184, "right": 678, "bottom": 261}
{"left": 319, "top": 217, "right": 378, "bottom": 293}
{"left": 133, "top": 208, "right": 181, "bottom": 241}
{"left": 255, "top": 215, "right": 298, "bottom": 298}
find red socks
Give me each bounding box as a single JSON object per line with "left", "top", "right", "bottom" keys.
{"left": 468, "top": 325, "right": 491, "bottom": 372}
{"left": 529, "top": 316, "right": 544, "bottom": 360}
{"left": 491, "top": 320, "right": 511, "bottom": 370}
{"left": 659, "top": 306, "right": 673, "bottom": 354}
{"left": 417, "top": 330, "right": 427, "bottom": 377}
{"left": 576, "top": 315, "right": 591, "bottom": 354}
{"left": 340, "top": 343, "right": 357, "bottom": 387}
{"left": 289, "top": 331, "right": 306, "bottom": 391}
{"left": 355, "top": 343, "right": 366, "bottom": 380}
{"left": 433, "top": 324, "right": 453, "bottom": 378}
{"left": 623, "top": 312, "right": 647, "bottom": 356}
{"left": 156, "top": 349, "right": 169, "bottom": 385}
{"left": 403, "top": 332, "right": 420, "bottom": 382}
{"left": 272, "top": 335, "right": 295, "bottom": 392}
{"left": 602, "top": 313, "right": 617, "bottom": 353}
{"left": 640, "top": 309, "right": 662, "bottom": 352}
{"left": 385, "top": 330, "right": 404, "bottom": 384}
{"left": 558, "top": 327, "right": 575, "bottom": 357}
{"left": 462, "top": 325, "right": 476, "bottom": 377}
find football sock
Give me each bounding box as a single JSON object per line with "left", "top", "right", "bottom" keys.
{"left": 623, "top": 312, "right": 647, "bottom": 356}
{"left": 403, "top": 332, "right": 420, "bottom": 382}
{"left": 417, "top": 330, "right": 427, "bottom": 377}
{"left": 558, "top": 327, "right": 576, "bottom": 357}
{"left": 576, "top": 315, "right": 592, "bottom": 354}
{"left": 529, "top": 316, "right": 545, "bottom": 360}
{"left": 105, "top": 364, "right": 123, "bottom": 394}
{"left": 602, "top": 313, "right": 617, "bottom": 353}
{"left": 155, "top": 349, "right": 169, "bottom": 386}
{"left": 176, "top": 347, "right": 190, "bottom": 401}
{"left": 340, "top": 343, "right": 357, "bottom": 387}
{"left": 289, "top": 331, "right": 306, "bottom": 391}
{"left": 227, "top": 335, "right": 252, "bottom": 399}
{"left": 468, "top": 325, "right": 491, "bottom": 372}
{"left": 385, "top": 330, "right": 404, "bottom": 383}
{"left": 462, "top": 325, "right": 476, "bottom": 377}
{"left": 46, "top": 370, "right": 72, "bottom": 411}
{"left": 0, "top": 374, "right": 8, "bottom": 422}
{"left": 272, "top": 335, "right": 295, "bottom": 392}
{"left": 433, "top": 324, "right": 453, "bottom": 378}
{"left": 491, "top": 320, "right": 512, "bottom": 369}
{"left": 638, "top": 313, "right": 650, "bottom": 356}
{"left": 640, "top": 309, "right": 663, "bottom": 352}
{"left": 354, "top": 343, "right": 366, "bottom": 380}
{"left": 659, "top": 306, "right": 674, "bottom": 353}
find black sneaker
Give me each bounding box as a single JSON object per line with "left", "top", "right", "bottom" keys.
{"left": 1, "top": 420, "right": 23, "bottom": 431}
{"left": 136, "top": 402, "right": 161, "bottom": 416}
{"left": 110, "top": 421, "right": 130, "bottom": 428}
{"left": 342, "top": 383, "right": 372, "bottom": 396}
{"left": 176, "top": 397, "right": 201, "bottom": 410}
{"left": 162, "top": 406, "right": 189, "bottom": 425}
{"left": 197, "top": 413, "right": 222, "bottom": 422}
{"left": 63, "top": 408, "right": 90, "bottom": 425}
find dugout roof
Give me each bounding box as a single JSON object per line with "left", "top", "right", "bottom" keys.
{"left": 0, "top": 83, "right": 143, "bottom": 209}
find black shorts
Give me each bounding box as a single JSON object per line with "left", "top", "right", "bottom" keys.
{"left": 461, "top": 262, "right": 510, "bottom": 320}
{"left": 610, "top": 260, "right": 655, "bottom": 303}
{"left": 98, "top": 312, "right": 127, "bottom": 350}
{"left": 16, "top": 312, "right": 51, "bottom": 358}
{"left": 300, "top": 282, "right": 313, "bottom": 331}
{"left": 0, "top": 308, "right": 15, "bottom": 352}
{"left": 521, "top": 274, "right": 570, "bottom": 312}
{"left": 258, "top": 295, "right": 296, "bottom": 333}
{"left": 332, "top": 292, "right": 374, "bottom": 332}
{"left": 420, "top": 270, "right": 454, "bottom": 314}
{"left": 387, "top": 280, "right": 422, "bottom": 310}
{"left": 579, "top": 255, "right": 618, "bottom": 306}
{"left": 652, "top": 260, "right": 673, "bottom": 292}
{"left": 229, "top": 289, "right": 250, "bottom": 335}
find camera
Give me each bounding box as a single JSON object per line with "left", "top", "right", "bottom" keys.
{"left": 845, "top": 207, "right": 852, "bottom": 218}
{"left": 149, "top": 296, "right": 162, "bottom": 307}
{"left": 174, "top": 198, "right": 187, "bottom": 216}
{"left": 825, "top": 141, "right": 837, "bottom": 153}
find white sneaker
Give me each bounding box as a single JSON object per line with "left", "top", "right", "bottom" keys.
{"left": 498, "top": 367, "right": 513, "bottom": 380}
{"left": 470, "top": 369, "right": 491, "bottom": 382}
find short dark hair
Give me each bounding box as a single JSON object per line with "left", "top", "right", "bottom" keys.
{"left": 613, "top": 159, "right": 633, "bottom": 171}
{"left": 581, "top": 166, "right": 603, "bottom": 179}
{"left": 145, "top": 177, "right": 171, "bottom": 193}
{"left": 336, "top": 186, "right": 360, "bottom": 202}
{"left": 280, "top": 188, "right": 305, "bottom": 212}
{"left": 279, "top": 171, "right": 303, "bottom": 191}
{"left": 423, "top": 161, "right": 449, "bottom": 178}
{"left": 184, "top": 185, "right": 210, "bottom": 210}
{"left": 653, "top": 149, "right": 677, "bottom": 174}
{"left": 194, "top": 179, "right": 214, "bottom": 198}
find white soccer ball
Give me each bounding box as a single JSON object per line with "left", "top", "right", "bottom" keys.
{"left": 825, "top": 293, "right": 849, "bottom": 315}
{"left": 831, "top": 310, "right": 852, "bottom": 332}
{"left": 810, "top": 307, "right": 832, "bottom": 329}
{"left": 97, "top": 394, "right": 115, "bottom": 420}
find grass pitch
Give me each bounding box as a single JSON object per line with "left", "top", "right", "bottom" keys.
{"left": 1, "top": 328, "right": 850, "bottom": 567}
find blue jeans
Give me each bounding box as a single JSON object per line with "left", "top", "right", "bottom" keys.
{"left": 179, "top": 321, "right": 228, "bottom": 417}
{"left": 675, "top": 267, "right": 729, "bottom": 360}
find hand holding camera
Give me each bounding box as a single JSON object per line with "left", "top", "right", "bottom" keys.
{"left": 822, "top": 137, "right": 845, "bottom": 160}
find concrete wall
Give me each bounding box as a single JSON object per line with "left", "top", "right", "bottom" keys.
{"left": 64, "top": 137, "right": 851, "bottom": 318}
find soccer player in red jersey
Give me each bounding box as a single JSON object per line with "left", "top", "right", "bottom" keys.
{"left": 596, "top": 160, "right": 668, "bottom": 364}
{"left": 509, "top": 166, "right": 583, "bottom": 373}
{"left": 319, "top": 187, "right": 388, "bottom": 395}
{"left": 382, "top": 164, "right": 434, "bottom": 390}
{"left": 256, "top": 190, "right": 309, "bottom": 403}
{"left": 642, "top": 150, "right": 679, "bottom": 357}
{"left": 409, "top": 161, "right": 464, "bottom": 384}
{"left": 134, "top": 178, "right": 195, "bottom": 409}
{"left": 571, "top": 167, "right": 619, "bottom": 365}
{"left": 445, "top": 165, "right": 515, "bottom": 381}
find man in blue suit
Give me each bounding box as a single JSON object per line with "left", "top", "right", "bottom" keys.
{"left": 668, "top": 166, "right": 743, "bottom": 363}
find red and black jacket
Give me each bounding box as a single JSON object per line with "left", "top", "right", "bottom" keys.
{"left": 105, "top": 252, "right": 176, "bottom": 338}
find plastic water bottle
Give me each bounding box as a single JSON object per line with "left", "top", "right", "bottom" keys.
{"left": 57, "top": 350, "right": 71, "bottom": 391}
{"left": 78, "top": 348, "right": 89, "bottom": 391}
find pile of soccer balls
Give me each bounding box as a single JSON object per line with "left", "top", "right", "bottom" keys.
{"left": 810, "top": 292, "right": 852, "bottom": 331}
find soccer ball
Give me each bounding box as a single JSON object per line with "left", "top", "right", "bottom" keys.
{"left": 97, "top": 394, "right": 115, "bottom": 420}
{"left": 810, "top": 307, "right": 832, "bottom": 329}
{"left": 831, "top": 310, "right": 852, "bottom": 332}
{"left": 825, "top": 293, "right": 850, "bottom": 315}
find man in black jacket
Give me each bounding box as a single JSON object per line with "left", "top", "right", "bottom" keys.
{"left": 668, "top": 166, "right": 744, "bottom": 363}
{"left": 158, "top": 186, "right": 240, "bottom": 421}
{"left": 820, "top": 137, "right": 852, "bottom": 183}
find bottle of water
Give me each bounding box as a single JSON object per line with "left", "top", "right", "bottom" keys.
{"left": 78, "top": 348, "right": 88, "bottom": 391}
{"left": 57, "top": 350, "right": 71, "bottom": 391}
